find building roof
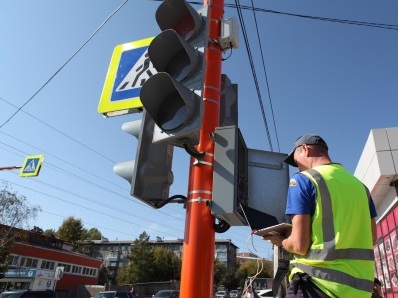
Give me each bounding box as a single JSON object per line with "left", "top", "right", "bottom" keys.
{"left": 85, "top": 238, "right": 238, "bottom": 248}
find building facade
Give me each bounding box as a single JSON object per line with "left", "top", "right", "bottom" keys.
{"left": 83, "top": 237, "right": 238, "bottom": 283}
{"left": 355, "top": 127, "right": 398, "bottom": 298}
{"left": 236, "top": 252, "right": 259, "bottom": 265}
{"left": 0, "top": 225, "right": 101, "bottom": 292}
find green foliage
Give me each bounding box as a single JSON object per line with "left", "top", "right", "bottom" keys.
{"left": 152, "top": 247, "right": 181, "bottom": 281}
{"left": 214, "top": 259, "right": 227, "bottom": 287}
{"left": 123, "top": 231, "right": 154, "bottom": 283}
{"left": 98, "top": 265, "right": 110, "bottom": 285}
{"left": 117, "top": 232, "right": 182, "bottom": 285}
{"left": 81, "top": 227, "right": 102, "bottom": 241}
{"left": 0, "top": 183, "right": 41, "bottom": 228}
{"left": 214, "top": 259, "right": 239, "bottom": 290}
{"left": 0, "top": 183, "right": 41, "bottom": 278}
{"left": 43, "top": 229, "right": 56, "bottom": 237}
{"left": 56, "top": 216, "right": 83, "bottom": 244}
{"left": 235, "top": 259, "right": 273, "bottom": 288}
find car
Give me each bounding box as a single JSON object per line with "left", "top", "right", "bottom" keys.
{"left": 229, "top": 290, "right": 240, "bottom": 298}
{"left": 0, "top": 290, "right": 57, "bottom": 298}
{"left": 152, "top": 290, "right": 179, "bottom": 298}
{"left": 215, "top": 290, "right": 229, "bottom": 298}
{"left": 94, "top": 291, "right": 133, "bottom": 298}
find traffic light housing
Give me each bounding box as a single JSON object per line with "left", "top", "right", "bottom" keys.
{"left": 140, "top": 0, "right": 208, "bottom": 148}
{"left": 211, "top": 126, "right": 290, "bottom": 226}
{"left": 211, "top": 126, "right": 248, "bottom": 226}
{"left": 113, "top": 111, "right": 174, "bottom": 207}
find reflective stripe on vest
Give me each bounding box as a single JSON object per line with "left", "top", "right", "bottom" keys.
{"left": 297, "top": 168, "right": 374, "bottom": 292}
{"left": 295, "top": 263, "right": 374, "bottom": 291}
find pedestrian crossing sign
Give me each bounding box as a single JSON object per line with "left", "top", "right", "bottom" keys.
{"left": 98, "top": 37, "right": 156, "bottom": 117}
{"left": 20, "top": 155, "right": 44, "bottom": 177}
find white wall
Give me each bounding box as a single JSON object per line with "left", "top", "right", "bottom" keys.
{"left": 354, "top": 127, "right": 398, "bottom": 220}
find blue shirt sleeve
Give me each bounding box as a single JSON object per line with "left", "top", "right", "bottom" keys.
{"left": 285, "top": 173, "right": 316, "bottom": 216}
{"left": 369, "top": 194, "right": 377, "bottom": 218}
{"left": 285, "top": 172, "right": 378, "bottom": 218}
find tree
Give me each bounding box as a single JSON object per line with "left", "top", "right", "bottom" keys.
{"left": 98, "top": 264, "right": 110, "bottom": 285}
{"left": 152, "top": 247, "right": 181, "bottom": 281}
{"left": 235, "top": 259, "right": 273, "bottom": 288}
{"left": 0, "top": 183, "right": 41, "bottom": 278}
{"left": 118, "top": 232, "right": 183, "bottom": 285}
{"left": 121, "top": 232, "right": 154, "bottom": 284}
{"left": 214, "top": 259, "right": 227, "bottom": 288}
{"left": 43, "top": 229, "right": 56, "bottom": 237}
{"left": 56, "top": 216, "right": 83, "bottom": 244}
{"left": 81, "top": 227, "right": 102, "bottom": 241}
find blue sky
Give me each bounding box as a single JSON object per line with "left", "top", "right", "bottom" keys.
{"left": 1, "top": 0, "right": 397, "bottom": 259}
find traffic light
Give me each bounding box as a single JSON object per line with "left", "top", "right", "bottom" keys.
{"left": 140, "top": 0, "right": 208, "bottom": 148}
{"left": 212, "top": 126, "right": 290, "bottom": 227}
{"left": 113, "top": 111, "right": 174, "bottom": 207}
{"left": 212, "top": 126, "right": 248, "bottom": 226}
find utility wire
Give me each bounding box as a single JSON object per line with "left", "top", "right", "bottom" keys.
{"left": 1, "top": 177, "right": 184, "bottom": 239}
{"left": 43, "top": 210, "right": 143, "bottom": 239}
{"left": 248, "top": 0, "right": 280, "bottom": 152}
{"left": 0, "top": 97, "right": 116, "bottom": 164}
{"left": 0, "top": 140, "right": 185, "bottom": 220}
{"left": 186, "top": 1, "right": 398, "bottom": 31}
{"left": 0, "top": 0, "right": 130, "bottom": 129}
{"left": 0, "top": 129, "right": 121, "bottom": 190}
{"left": 234, "top": 0, "right": 274, "bottom": 151}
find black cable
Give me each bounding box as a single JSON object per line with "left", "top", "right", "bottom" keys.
{"left": 234, "top": 0, "right": 274, "bottom": 151}
{"left": 214, "top": 218, "right": 231, "bottom": 233}
{"left": 222, "top": 46, "right": 233, "bottom": 61}
{"left": 183, "top": 1, "right": 398, "bottom": 31}
{"left": 1, "top": 177, "right": 184, "bottom": 238}
{"left": 249, "top": 0, "right": 280, "bottom": 153}
{"left": 0, "top": 140, "right": 186, "bottom": 221}
{"left": 153, "top": 194, "right": 187, "bottom": 209}
{"left": 0, "top": 0, "right": 130, "bottom": 129}
{"left": 183, "top": 143, "right": 205, "bottom": 158}
{"left": 0, "top": 97, "right": 116, "bottom": 164}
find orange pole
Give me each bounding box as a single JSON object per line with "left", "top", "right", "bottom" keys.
{"left": 179, "top": 0, "right": 224, "bottom": 297}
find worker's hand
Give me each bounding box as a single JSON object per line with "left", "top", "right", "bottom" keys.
{"left": 262, "top": 234, "right": 286, "bottom": 248}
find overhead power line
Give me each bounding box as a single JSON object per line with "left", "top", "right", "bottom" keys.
{"left": 0, "top": 0, "right": 130, "bottom": 129}
{"left": 0, "top": 139, "right": 185, "bottom": 218}
{"left": 248, "top": 0, "right": 280, "bottom": 152}
{"left": 186, "top": 1, "right": 398, "bottom": 31}
{"left": 0, "top": 97, "right": 116, "bottom": 164}
{"left": 234, "top": 0, "right": 274, "bottom": 151}
{"left": 1, "top": 177, "right": 184, "bottom": 238}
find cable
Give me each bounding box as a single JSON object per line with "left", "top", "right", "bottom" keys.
{"left": 154, "top": 194, "right": 187, "bottom": 209}
{"left": 0, "top": 97, "right": 116, "bottom": 164}
{"left": 43, "top": 210, "right": 142, "bottom": 239}
{"left": 183, "top": 143, "right": 205, "bottom": 158}
{"left": 0, "top": 0, "right": 130, "bottom": 129}
{"left": 248, "top": 0, "right": 280, "bottom": 153}
{"left": 214, "top": 218, "right": 231, "bottom": 233}
{"left": 234, "top": 0, "right": 274, "bottom": 151}
{"left": 1, "top": 177, "right": 184, "bottom": 239}
{"left": 242, "top": 233, "right": 265, "bottom": 296}
{"left": 0, "top": 141, "right": 185, "bottom": 221}
{"left": 184, "top": 1, "right": 398, "bottom": 31}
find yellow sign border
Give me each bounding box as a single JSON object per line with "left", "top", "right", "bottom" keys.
{"left": 20, "top": 155, "right": 45, "bottom": 177}
{"left": 98, "top": 37, "right": 154, "bottom": 117}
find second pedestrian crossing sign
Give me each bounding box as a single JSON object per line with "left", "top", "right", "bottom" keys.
{"left": 98, "top": 37, "right": 156, "bottom": 117}
{"left": 20, "top": 155, "right": 44, "bottom": 177}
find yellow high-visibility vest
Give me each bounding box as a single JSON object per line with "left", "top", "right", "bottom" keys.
{"left": 290, "top": 164, "right": 374, "bottom": 298}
